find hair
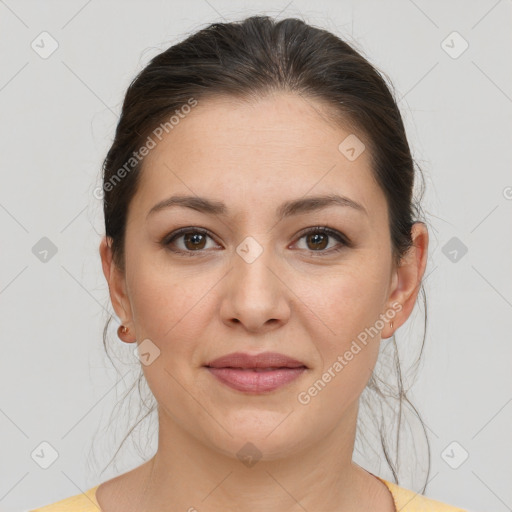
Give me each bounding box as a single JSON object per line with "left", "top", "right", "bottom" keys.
{"left": 97, "top": 14, "right": 430, "bottom": 491}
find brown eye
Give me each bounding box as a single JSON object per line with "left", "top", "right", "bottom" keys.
{"left": 163, "top": 228, "right": 219, "bottom": 255}
{"left": 182, "top": 231, "right": 207, "bottom": 250}
{"left": 305, "top": 232, "right": 329, "bottom": 250}
{"left": 294, "top": 227, "right": 349, "bottom": 255}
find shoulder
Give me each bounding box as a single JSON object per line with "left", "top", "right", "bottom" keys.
{"left": 377, "top": 476, "right": 468, "bottom": 512}
{"left": 29, "top": 485, "right": 100, "bottom": 511}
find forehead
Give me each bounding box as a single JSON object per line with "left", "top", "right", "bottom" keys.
{"left": 131, "top": 91, "right": 385, "bottom": 221}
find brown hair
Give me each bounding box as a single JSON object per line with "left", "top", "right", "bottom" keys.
{"left": 98, "top": 15, "right": 430, "bottom": 491}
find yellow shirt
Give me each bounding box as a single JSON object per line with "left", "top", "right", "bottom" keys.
{"left": 29, "top": 476, "right": 468, "bottom": 511}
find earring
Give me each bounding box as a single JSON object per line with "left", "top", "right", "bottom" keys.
{"left": 117, "top": 325, "right": 137, "bottom": 343}
{"left": 390, "top": 321, "right": 393, "bottom": 329}
{"left": 117, "top": 324, "right": 132, "bottom": 342}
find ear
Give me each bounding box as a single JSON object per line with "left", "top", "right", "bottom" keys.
{"left": 382, "top": 222, "right": 429, "bottom": 338}
{"left": 99, "top": 236, "right": 136, "bottom": 340}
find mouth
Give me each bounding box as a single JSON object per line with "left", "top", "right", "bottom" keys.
{"left": 203, "top": 352, "right": 308, "bottom": 393}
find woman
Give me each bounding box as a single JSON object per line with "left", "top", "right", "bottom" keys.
{"left": 31, "top": 15, "right": 468, "bottom": 512}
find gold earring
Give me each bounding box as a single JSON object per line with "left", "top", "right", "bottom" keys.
{"left": 390, "top": 321, "right": 394, "bottom": 329}
{"left": 117, "top": 324, "right": 129, "bottom": 338}
{"left": 117, "top": 324, "right": 137, "bottom": 344}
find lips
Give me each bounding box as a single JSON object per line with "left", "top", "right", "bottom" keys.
{"left": 204, "top": 351, "right": 308, "bottom": 370}
{"left": 203, "top": 352, "right": 308, "bottom": 393}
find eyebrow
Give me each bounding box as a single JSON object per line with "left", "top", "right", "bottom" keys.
{"left": 146, "top": 193, "right": 367, "bottom": 221}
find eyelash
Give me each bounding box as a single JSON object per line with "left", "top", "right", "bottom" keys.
{"left": 161, "top": 226, "right": 351, "bottom": 257}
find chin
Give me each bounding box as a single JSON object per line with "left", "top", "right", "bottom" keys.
{"left": 206, "top": 415, "right": 307, "bottom": 462}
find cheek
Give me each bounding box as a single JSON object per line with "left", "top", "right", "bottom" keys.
{"left": 126, "top": 263, "right": 213, "bottom": 403}
{"left": 127, "top": 252, "right": 210, "bottom": 341}
{"left": 305, "top": 263, "right": 388, "bottom": 337}
{"left": 296, "top": 278, "right": 386, "bottom": 417}
{"left": 297, "top": 257, "right": 389, "bottom": 384}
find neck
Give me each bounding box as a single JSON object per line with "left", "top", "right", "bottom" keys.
{"left": 137, "top": 400, "right": 377, "bottom": 511}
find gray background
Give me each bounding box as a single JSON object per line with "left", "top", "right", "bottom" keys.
{"left": 1, "top": 1, "right": 511, "bottom": 511}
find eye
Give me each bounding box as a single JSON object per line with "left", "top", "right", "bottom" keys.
{"left": 162, "top": 227, "right": 219, "bottom": 256}
{"left": 162, "top": 226, "right": 350, "bottom": 257}
{"left": 293, "top": 226, "right": 350, "bottom": 255}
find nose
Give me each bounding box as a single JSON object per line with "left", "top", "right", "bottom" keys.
{"left": 219, "top": 240, "right": 291, "bottom": 333}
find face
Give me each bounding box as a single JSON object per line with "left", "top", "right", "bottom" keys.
{"left": 101, "top": 91, "right": 427, "bottom": 461}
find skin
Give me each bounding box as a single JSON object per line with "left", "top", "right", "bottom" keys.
{"left": 98, "top": 91, "right": 428, "bottom": 512}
